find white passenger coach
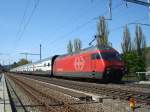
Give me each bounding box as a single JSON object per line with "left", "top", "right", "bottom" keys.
{"left": 10, "top": 57, "right": 52, "bottom": 76}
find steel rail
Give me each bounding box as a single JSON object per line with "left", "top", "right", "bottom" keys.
{"left": 7, "top": 74, "right": 81, "bottom": 112}
{"left": 17, "top": 74, "right": 150, "bottom": 105}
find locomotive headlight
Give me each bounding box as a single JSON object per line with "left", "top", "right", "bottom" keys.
{"left": 106, "top": 68, "right": 111, "bottom": 74}
{"left": 121, "top": 67, "right": 124, "bottom": 70}
{"left": 124, "top": 68, "right": 128, "bottom": 74}
{"left": 122, "top": 67, "right": 127, "bottom": 74}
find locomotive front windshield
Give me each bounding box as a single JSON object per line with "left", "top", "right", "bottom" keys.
{"left": 101, "top": 52, "right": 121, "bottom": 61}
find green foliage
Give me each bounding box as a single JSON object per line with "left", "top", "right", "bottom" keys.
{"left": 11, "top": 62, "right": 18, "bottom": 68}
{"left": 122, "top": 52, "right": 146, "bottom": 80}
{"left": 121, "top": 25, "right": 131, "bottom": 53}
{"left": 11, "top": 59, "right": 30, "bottom": 68}
{"left": 17, "top": 59, "right": 29, "bottom": 66}
{"left": 134, "top": 25, "right": 146, "bottom": 56}
{"left": 121, "top": 25, "right": 147, "bottom": 81}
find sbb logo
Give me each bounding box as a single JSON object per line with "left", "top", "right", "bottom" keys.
{"left": 74, "top": 56, "right": 85, "bottom": 71}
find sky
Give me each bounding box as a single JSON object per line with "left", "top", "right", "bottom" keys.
{"left": 0, "top": 0, "right": 150, "bottom": 65}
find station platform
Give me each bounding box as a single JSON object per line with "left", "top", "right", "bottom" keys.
{"left": 0, "top": 74, "right": 12, "bottom": 112}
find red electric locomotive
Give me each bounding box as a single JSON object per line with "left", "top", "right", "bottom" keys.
{"left": 53, "top": 45, "right": 125, "bottom": 82}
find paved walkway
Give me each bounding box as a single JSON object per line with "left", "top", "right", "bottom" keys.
{"left": 139, "top": 81, "right": 150, "bottom": 84}
{"left": 0, "top": 74, "right": 12, "bottom": 112}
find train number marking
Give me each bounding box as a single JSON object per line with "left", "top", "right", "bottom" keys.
{"left": 74, "top": 56, "right": 85, "bottom": 71}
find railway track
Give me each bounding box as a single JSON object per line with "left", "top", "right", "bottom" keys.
{"left": 6, "top": 73, "right": 105, "bottom": 112}
{"left": 12, "top": 73, "right": 150, "bottom": 105}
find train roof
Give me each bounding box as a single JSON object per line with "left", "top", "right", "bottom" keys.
{"left": 10, "top": 56, "right": 54, "bottom": 71}
{"left": 10, "top": 45, "right": 115, "bottom": 70}
{"left": 33, "top": 56, "right": 53, "bottom": 64}
{"left": 58, "top": 45, "right": 115, "bottom": 58}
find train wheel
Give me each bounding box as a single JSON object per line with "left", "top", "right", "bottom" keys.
{"left": 116, "top": 74, "right": 123, "bottom": 82}
{"left": 103, "top": 73, "right": 111, "bottom": 83}
{"left": 113, "top": 73, "right": 123, "bottom": 83}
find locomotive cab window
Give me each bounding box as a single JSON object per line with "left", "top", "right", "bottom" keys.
{"left": 91, "top": 53, "right": 101, "bottom": 60}
{"left": 101, "top": 52, "right": 121, "bottom": 61}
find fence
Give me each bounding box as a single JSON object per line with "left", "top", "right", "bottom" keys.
{"left": 136, "top": 72, "right": 150, "bottom": 81}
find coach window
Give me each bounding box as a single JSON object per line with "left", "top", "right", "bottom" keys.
{"left": 91, "top": 53, "right": 101, "bottom": 60}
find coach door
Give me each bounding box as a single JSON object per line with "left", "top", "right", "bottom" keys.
{"left": 91, "top": 53, "right": 101, "bottom": 72}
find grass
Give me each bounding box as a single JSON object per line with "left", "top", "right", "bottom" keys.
{"left": 122, "top": 74, "right": 146, "bottom": 82}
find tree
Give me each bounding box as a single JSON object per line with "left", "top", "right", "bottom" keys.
{"left": 17, "top": 58, "right": 29, "bottom": 66}
{"left": 134, "top": 25, "right": 146, "bottom": 56}
{"left": 146, "top": 48, "right": 150, "bottom": 69}
{"left": 96, "top": 16, "right": 109, "bottom": 46}
{"left": 121, "top": 25, "right": 147, "bottom": 80}
{"left": 67, "top": 40, "right": 73, "bottom": 53}
{"left": 11, "top": 62, "right": 18, "bottom": 68}
{"left": 74, "top": 38, "right": 82, "bottom": 52}
{"left": 11, "top": 59, "right": 30, "bottom": 68}
{"left": 121, "top": 25, "right": 132, "bottom": 53}
{"left": 134, "top": 25, "right": 146, "bottom": 72}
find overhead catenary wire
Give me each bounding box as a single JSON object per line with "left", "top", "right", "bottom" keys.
{"left": 47, "top": 2, "right": 125, "bottom": 48}
{"left": 109, "top": 17, "right": 149, "bottom": 33}
{"left": 15, "top": 0, "right": 31, "bottom": 41}
{"left": 48, "top": 17, "right": 99, "bottom": 46}
{"left": 12, "top": 0, "right": 40, "bottom": 62}
{"left": 46, "top": 15, "right": 149, "bottom": 56}
{"left": 124, "top": 0, "right": 150, "bottom": 7}
{"left": 128, "top": 22, "right": 150, "bottom": 26}
{"left": 47, "top": 2, "right": 126, "bottom": 54}
{"left": 43, "top": 2, "right": 101, "bottom": 41}
{"left": 15, "top": 0, "right": 40, "bottom": 44}
{"left": 14, "top": 1, "right": 124, "bottom": 57}
{"left": 49, "top": 1, "right": 129, "bottom": 49}
{"left": 82, "top": 17, "right": 149, "bottom": 47}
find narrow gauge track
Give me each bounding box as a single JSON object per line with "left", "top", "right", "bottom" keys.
{"left": 12, "top": 73, "right": 150, "bottom": 105}
{"left": 6, "top": 74, "right": 99, "bottom": 112}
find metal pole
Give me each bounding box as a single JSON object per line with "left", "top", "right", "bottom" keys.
{"left": 25, "top": 54, "right": 27, "bottom": 60}
{"left": 148, "top": 0, "right": 150, "bottom": 20}
{"left": 9, "top": 61, "right": 11, "bottom": 70}
{"left": 105, "top": 0, "right": 112, "bottom": 20}
{"left": 124, "top": 0, "right": 150, "bottom": 21}
{"left": 40, "top": 44, "right": 42, "bottom": 60}
{"left": 124, "top": 0, "right": 150, "bottom": 6}
{"left": 108, "top": 0, "right": 112, "bottom": 20}
{"left": 2, "top": 61, "right": 4, "bottom": 66}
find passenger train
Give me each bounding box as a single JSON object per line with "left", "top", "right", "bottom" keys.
{"left": 10, "top": 45, "right": 126, "bottom": 82}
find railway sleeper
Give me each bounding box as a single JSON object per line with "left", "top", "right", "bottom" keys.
{"left": 78, "top": 96, "right": 93, "bottom": 102}
{"left": 8, "top": 75, "right": 85, "bottom": 112}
